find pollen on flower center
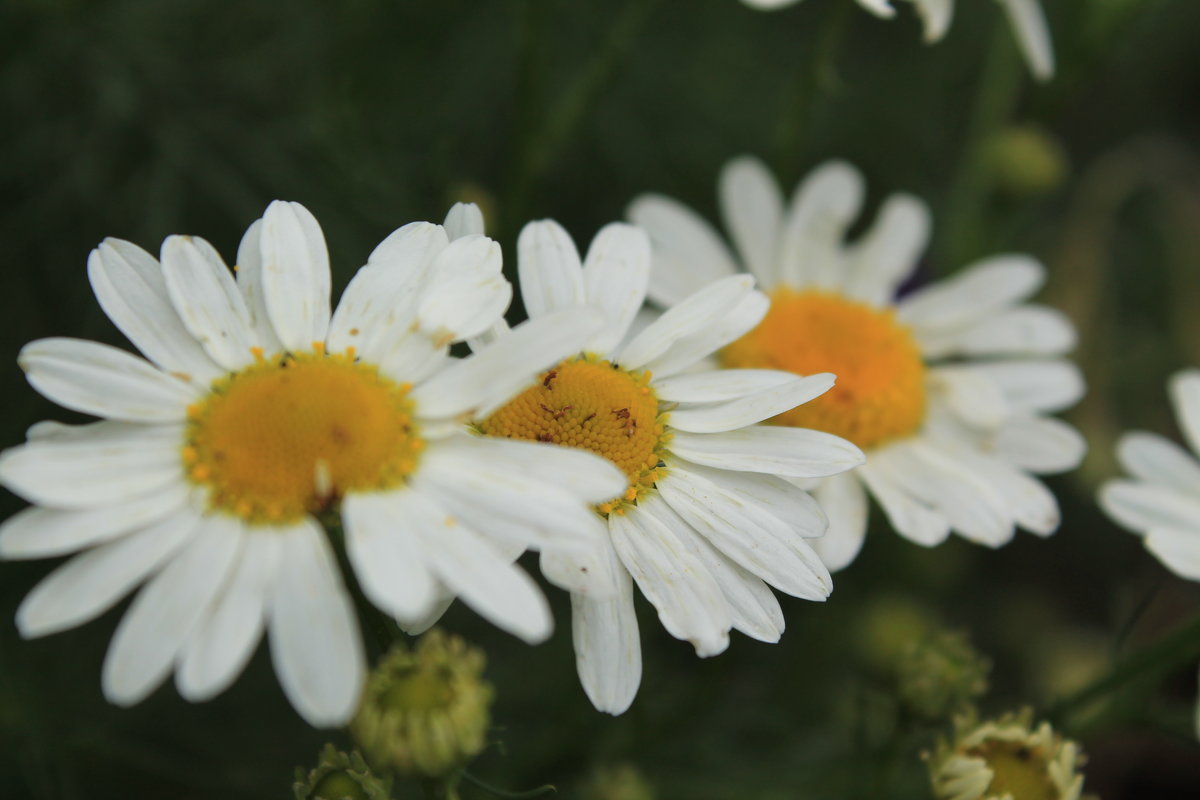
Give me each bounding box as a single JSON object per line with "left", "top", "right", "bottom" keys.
{"left": 183, "top": 346, "right": 423, "bottom": 524}
{"left": 720, "top": 288, "right": 926, "bottom": 450}
{"left": 477, "top": 356, "right": 669, "bottom": 513}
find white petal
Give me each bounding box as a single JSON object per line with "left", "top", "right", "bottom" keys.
{"left": 160, "top": 235, "right": 257, "bottom": 370}
{"left": 1144, "top": 528, "right": 1200, "bottom": 582}
{"left": 856, "top": 0, "right": 897, "bottom": 18}
{"left": 235, "top": 218, "right": 285, "bottom": 355}
{"left": 16, "top": 505, "right": 199, "bottom": 638}
{"left": 656, "top": 468, "right": 831, "bottom": 600}
{"left": 638, "top": 290, "right": 770, "bottom": 378}
{"left": 933, "top": 441, "right": 1061, "bottom": 537}
{"left": 898, "top": 255, "right": 1044, "bottom": 333}
{"left": 617, "top": 274, "right": 755, "bottom": 370}
{"left": 812, "top": 472, "right": 869, "bottom": 572}
{"left": 992, "top": 415, "right": 1086, "bottom": 474}
{"left": 443, "top": 202, "right": 485, "bottom": 240}
{"left": 398, "top": 585, "right": 456, "bottom": 636}
{"left": 998, "top": 0, "right": 1054, "bottom": 81}
{"left": 668, "top": 373, "right": 835, "bottom": 434}
{"left": 653, "top": 369, "right": 796, "bottom": 403}
{"left": 777, "top": 160, "right": 864, "bottom": 291}
{"left": 259, "top": 201, "right": 332, "bottom": 350}
{"left": 466, "top": 318, "right": 511, "bottom": 354}
{"left": 685, "top": 465, "right": 829, "bottom": 537}
{"left": 517, "top": 220, "right": 585, "bottom": 318}
{"left": 740, "top": 0, "right": 804, "bottom": 9}
{"left": 667, "top": 426, "right": 865, "bottom": 478}
{"left": 177, "top": 531, "right": 282, "bottom": 701}
{"left": 581, "top": 223, "right": 651, "bottom": 353}
{"left": 342, "top": 490, "right": 438, "bottom": 623}
{"left": 540, "top": 540, "right": 621, "bottom": 599}
{"left": 0, "top": 423, "right": 185, "bottom": 508}
{"left": 1169, "top": 369, "right": 1200, "bottom": 458}
{"left": 627, "top": 194, "right": 739, "bottom": 306}
{"left": 951, "top": 305, "right": 1076, "bottom": 357}
{"left": 269, "top": 518, "right": 366, "bottom": 727}
{"left": 19, "top": 338, "right": 198, "bottom": 422}
{"left": 418, "top": 234, "right": 510, "bottom": 342}
{"left": 842, "top": 194, "right": 930, "bottom": 307}
{"left": 88, "top": 239, "right": 222, "bottom": 385}
{"left": 410, "top": 490, "right": 552, "bottom": 643}
{"left": 1117, "top": 432, "right": 1200, "bottom": 496}
{"left": 966, "top": 359, "right": 1084, "bottom": 414}
{"left": 0, "top": 483, "right": 190, "bottom": 562}
{"left": 907, "top": 0, "right": 954, "bottom": 41}
{"left": 719, "top": 156, "right": 783, "bottom": 289}
{"left": 609, "top": 503, "right": 731, "bottom": 656}
{"left": 102, "top": 514, "right": 244, "bottom": 706}
{"left": 571, "top": 557, "right": 641, "bottom": 715}
{"left": 929, "top": 366, "right": 1010, "bottom": 430}
{"left": 411, "top": 308, "right": 603, "bottom": 419}
{"left": 1099, "top": 480, "right": 1200, "bottom": 537}
{"left": 858, "top": 460, "right": 951, "bottom": 546}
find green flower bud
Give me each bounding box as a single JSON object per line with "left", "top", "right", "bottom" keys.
{"left": 293, "top": 744, "right": 392, "bottom": 800}
{"left": 927, "top": 710, "right": 1086, "bottom": 800}
{"left": 580, "top": 763, "right": 655, "bottom": 800}
{"left": 985, "top": 124, "right": 1069, "bottom": 197}
{"left": 897, "top": 629, "right": 991, "bottom": 719}
{"left": 351, "top": 629, "right": 493, "bottom": 778}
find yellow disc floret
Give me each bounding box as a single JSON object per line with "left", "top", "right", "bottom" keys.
{"left": 478, "top": 356, "right": 669, "bottom": 513}
{"left": 184, "top": 346, "right": 423, "bottom": 524}
{"left": 720, "top": 288, "right": 926, "bottom": 450}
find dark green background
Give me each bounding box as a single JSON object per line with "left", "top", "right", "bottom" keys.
{"left": 2, "top": 0, "right": 1200, "bottom": 797}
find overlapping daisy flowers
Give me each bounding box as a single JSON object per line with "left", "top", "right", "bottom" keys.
{"left": 0, "top": 154, "right": 1088, "bottom": 726}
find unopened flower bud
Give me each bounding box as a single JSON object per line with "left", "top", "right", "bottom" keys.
{"left": 898, "top": 629, "right": 991, "bottom": 719}
{"left": 580, "top": 763, "right": 655, "bottom": 800}
{"left": 351, "top": 629, "right": 493, "bottom": 778}
{"left": 986, "top": 124, "right": 1069, "bottom": 197}
{"left": 927, "top": 710, "right": 1086, "bottom": 800}
{"left": 293, "top": 744, "right": 391, "bottom": 800}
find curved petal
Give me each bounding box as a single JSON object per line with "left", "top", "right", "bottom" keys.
{"left": 627, "top": 193, "right": 739, "bottom": 306}
{"left": 718, "top": 155, "right": 784, "bottom": 289}
{"left": 858, "top": 459, "right": 951, "bottom": 546}
{"left": 571, "top": 550, "right": 641, "bottom": 715}
{"left": 653, "top": 369, "right": 796, "bottom": 404}
{"left": 342, "top": 490, "right": 438, "bottom": 623}
{"left": 777, "top": 160, "right": 864, "bottom": 291}
{"left": 1116, "top": 432, "right": 1200, "bottom": 496}
{"left": 811, "top": 472, "right": 869, "bottom": 572}
{"left": 842, "top": 194, "right": 930, "bottom": 307}
{"left": 235, "top": 218, "right": 285, "bottom": 355}
{"left": 638, "top": 290, "right": 769, "bottom": 378}
{"left": 998, "top": 0, "right": 1054, "bottom": 81}
{"left": 160, "top": 235, "right": 257, "bottom": 370}
{"left": 1169, "top": 369, "right": 1200, "bottom": 458}
{"left": 898, "top": 255, "right": 1044, "bottom": 333}
{"left": 993, "top": 415, "right": 1085, "bottom": 474}
{"left": 582, "top": 223, "right": 651, "bottom": 354}
{"left": 443, "top": 202, "right": 485, "bottom": 240}
{"left": 617, "top": 274, "right": 755, "bottom": 370}
{"left": 417, "top": 234, "right": 511, "bottom": 343}
{"left": 517, "top": 220, "right": 586, "bottom": 318}
{"left": 260, "top": 201, "right": 332, "bottom": 351}
{"left": 667, "top": 426, "right": 865, "bottom": 478}
{"left": 966, "top": 359, "right": 1084, "bottom": 415}
{"left": 667, "top": 373, "right": 835, "bottom": 434}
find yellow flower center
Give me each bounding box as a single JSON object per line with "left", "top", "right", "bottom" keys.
{"left": 720, "top": 288, "right": 926, "bottom": 450}
{"left": 477, "top": 356, "right": 669, "bottom": 513}
{"left": 968, "top": 741, "right": 1057, "bottom": 800}
{"left": 183, "top": 346, "right": 423, "bottom": 524}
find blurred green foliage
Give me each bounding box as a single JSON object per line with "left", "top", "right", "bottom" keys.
{"left": 2, "top": 0, "right": 1200, "bottom": 797}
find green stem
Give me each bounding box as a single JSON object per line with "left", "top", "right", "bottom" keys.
{"left": 936, "top": 18, "right": 1023, "bottom": 270}
{"left": 773, "top": 0, "right": 851, "bottom": 178}
{"left": 1046, "top": 613, "right": 1200, "bottom": 723}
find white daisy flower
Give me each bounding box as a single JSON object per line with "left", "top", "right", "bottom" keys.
{"left": 1099, "top": 369, "right": 1200, "bottom": 736}
{"left": 629, "top": 157, "right": 1086, "bottom": 572}
{"left": 471, "top": 218, "right": 865, "bottom": 715}
{"left": 739, "top": 0, "right": 1054, "bottom": 81}
{"left": 0, "top": 201, "right": 626, "bottom": 727}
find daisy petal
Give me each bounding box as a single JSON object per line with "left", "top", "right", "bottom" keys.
{"left": 668, "top": 426, "right": 865, "bottom": 478}
{"left": 88, "top": 239, "right": 222, "bottom": 384}
{"left": 640, "top": 290, "right": 770, "bottom": 378}
{"left": 235, "top": 219, "right": 285, "bottom": 355}
{"left": 627, "top": 194, "right": 740, "bottom": 306}
{"left": 777, "top": 160, "right": 864, "bottom": 290}
{"left": 398, "top": 584, "right": 456, "bottom": 636}
{"left": 668, "top": 373, "right": 835, "bottom": 434}
{"left": 571, "top": 556, "right": 641, "bottom": 715}
{"left": 411, "top": 308, "right": 603, "bottom": 419}
{"left": 929, "top": 367, "right": 1010, "bottom": 430}
{"left": 1169, "top": 369, "right": 1200, "bottom": 457}
{"left": 582, "top": 223, "right": 651, "bottom": 353}
{"left": 967, "top": 359, "right": 1085, "bottom": 414}
{"left": 617, "top": 274, "right": 754, "bottom": 370}
{"left": 517, "top": 220, "right": 586, "bottom": 318}
{"left": 269, "top": 518, "right": 366, "bottom": 727}
{"left": 16, "top": 505, "right": 199, "bottom": 638}
{"left": 653, "top": 369, "right": 795, "bottom": 403}
{"left": 19, "top": 338, "right": 198, "bottom": 422}
{"left": 443, "top": 202, "right": 485, "bottom": 240}
{"left": 843, "top": 194, "right": 930, "bottom": 307}
{"left": 993, "top": 415, "right": 1086, "bottom": 474}
{"left": 812, "top": 472, "right": 869, "bottom": 572}
{"left": 898, "top": 255, "right": 1044, "bottom": 333}
{"left": 102, "top": 514, "right": 243, "bottom": 706}
{"left": 418, "top": 234, "right": 511, "bottom": 342}
{"left": 177, "top": 531, "right": 282, "bottom": 702}
{"left": 1145, "top": 528, "right": 1200, "bottom": 582}
{"left": 260, "top": 201, "right": 332, "bottom": 350}
{"left": 0, "top": 423, "right": 184, "bottom": 508}
{"left": 1099, "top": 480, "right": 1200, "bottom": 536}
{"left": 908, "top": 0, "right": 954, "bottom": 42}
{"left": 673, "top": 460, "right": 828, "bottom": 537}
{"left": 160, "top": 235, "right": 256, "bottom": 370}
{"left": 953, "top": 305, "right": 1076, "bottom": 357}
{"left": 858, "top": 460, "right": 951, "bottom": 547}
{"left": 541, "top": 542, "right": 622, "bottom": 599}
{"left": 437, "top": 435, "right": 626, "bottom": 505}
{"left": 999, "top": 0, "right": 1055, "bottom": 81}
{"left": 1116, "top": 432, "right": 1200, "bottom": 495}
{"left": 610, "top": 502, "right": 731, "bottom": 656}
{"left": 342, "top": 490, "right": 437, "bottom": 623}
{"left": 0, "top": 481, "right": 189, "bottom": 558}
{"left": 657, "top": 469, "right": 832, "bottom": 600}
{"left": 719, "top": 156, "right": 784, "bottom": 289}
